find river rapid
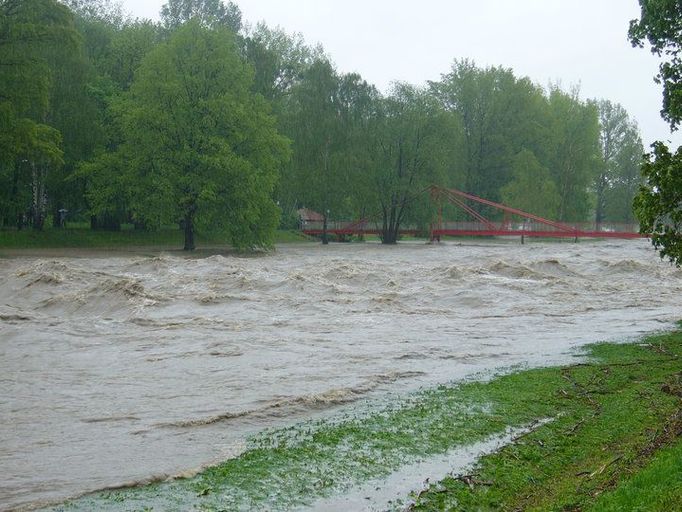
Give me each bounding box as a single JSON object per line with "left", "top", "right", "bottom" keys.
{"left": 1, "top": 239, "right": 680, "bottom": 510}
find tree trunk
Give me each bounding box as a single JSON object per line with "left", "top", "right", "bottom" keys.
{"left": 11, "top": 164, "right": 21, "bottom": 229}
{"left": 381, "top": 202, "right": 399, "bottom": 244}
{"left": 595, "top": 177, "right": 607, "bottom": 229}
{"left": 382, "top": 230, "right": 398, "bottom": 244}
{"left": 322, "top": 138, "right": 331, "bottom": 245}
{"left": 322, "top": 214, "right": 329, "bottom": 245}
{"left": 31, "top": 162, "right": 47, "bottom": 231}
{"left": 91, "top": 214, "right": 121, "bottom": 231}
{"left": 183, "top": 209, "right": 196, "bottom": 251}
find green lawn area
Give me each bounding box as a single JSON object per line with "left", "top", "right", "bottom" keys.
{"left": 0, "top": 226, "right": 312, "bottom": 249}
{"left": 48, "top": 328, "right": 682, "bottom": 511}
{"left": 589, "top": 436, "right": 682, "bottom": 511}
{"left": 411, "top": 333, "right": 682, "bottom": 512}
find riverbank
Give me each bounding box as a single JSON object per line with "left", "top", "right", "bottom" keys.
{"left": 0, "top": 227, "right": 311, "bottom": 252}
{"left": 44, "top": 327, "right": 682, "bottom": 511}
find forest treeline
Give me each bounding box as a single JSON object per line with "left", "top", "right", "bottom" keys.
{"left": 0, "top": 0, "right": 645, "bottom": 248}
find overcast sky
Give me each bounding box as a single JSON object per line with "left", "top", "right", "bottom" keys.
{"left": 119, "top": 0, "right": 681, "bottom": 149}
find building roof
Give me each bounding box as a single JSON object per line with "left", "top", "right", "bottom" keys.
{"left": 297, "top": 208, "right": 325, "bottom": 222}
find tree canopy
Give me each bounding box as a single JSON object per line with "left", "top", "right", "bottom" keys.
{"left": 0, "top": 0, "right": 649, "bottom": 248}
{"left": 160, "top": 0, "right": 242, "bottom": 32}
{"left": 630, "top": 0, "right": 682, "bottom": 265}
{"left": 634, "top": 142, "right": 682, "bottom": 264}
{"left": 0, "top": 0, "right": 79, "bottom": 228}
{"left": 90, "top": 21, "right": 289, "bottom": 250}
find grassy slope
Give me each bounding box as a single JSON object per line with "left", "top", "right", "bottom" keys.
{"left": 411, "top": 334, "right": 682, "bottom": 511}
{"left": 590, "top": 437, "right": 682, "bottom": 511}
{"left": 49, "top": 330, "right": 682, "bottom": 511}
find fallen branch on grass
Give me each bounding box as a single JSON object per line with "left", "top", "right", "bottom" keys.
{"left": 454, "top": 474, "right": 494, "bottom": 490}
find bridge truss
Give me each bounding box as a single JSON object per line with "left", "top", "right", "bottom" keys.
{"left": 301, "top": 186, "right": 644, "bottom": 241}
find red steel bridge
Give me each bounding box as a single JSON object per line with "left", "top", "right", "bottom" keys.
{"left": 301, "top": 186, "right": 644, "bottom": 241}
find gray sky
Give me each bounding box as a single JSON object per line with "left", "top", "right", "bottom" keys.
{"left": 120, "top": 0, "right": 681, "bottom": 149}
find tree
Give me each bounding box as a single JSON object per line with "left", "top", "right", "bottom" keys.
{"left": 603, "top": 127, "right": 645, "bottom": 224}
{"left": 104, "top": 21, "right": 160, "bottom": 91}
{"left": 61, "top": 11, "right": 161, "bottom": 230}
{"left": 60, "top": 0, "right": 127, "bottom": 26}
{"left": 0, "top": 0, "right": 78, "bottom": 228}
{"left": 595, "top": 100, "right": 644, "bottom": 224}
{"left": 333, "top": 72, "right": 383, "bottom": 222}
{"left": 501, "top": 149, "right": 559, "bottom": 219}
{"left": 243, "top": 23, "right": 323, "bottom": 106}
{"left": 16, "top": 121, "right": 64, "bottom": 229}
{"left": 370, "top": 84, "right": 455, "bottom": 244}
{"left": 0, "top": 113, "right": 64, "bottom": 228}
{"left": 630, "top": 1, "right": 682, "bottom": 264}
{"left": 160, "top": 0, "right": 241, "bottom": 32}
{"left": 630, "top": 1, "right": 682, "bottom": 129}
{"left": 546, "top": 87, "right": 600, "bottom": 222}
{"left": 430, "top": 61, "right": 605, "bottom": 224}
{"left": 96, "top": 21, "right": 288, "bottom": 250}
{"left": 281, "top": 59, "right": 345, "bottom": 244}
{"left": 430, "top": 60, "right": 550, "bottom": 205}
{"left": 634, "top": 142, "right": 682, "bottom": 264}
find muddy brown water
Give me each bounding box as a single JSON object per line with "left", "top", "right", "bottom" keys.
{"left": 1, "top": 240, "right": 679, "bottom": 511}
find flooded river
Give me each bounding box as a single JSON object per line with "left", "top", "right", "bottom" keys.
{"left": 1, "top": 239, "right": 680, "bottom": 511}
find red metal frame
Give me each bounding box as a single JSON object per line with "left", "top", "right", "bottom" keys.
{"left": 431, "top": 186, "right": 577, "bottom": 233}
{"left": 301, "top": 186, "right": 645, "bottom": 240}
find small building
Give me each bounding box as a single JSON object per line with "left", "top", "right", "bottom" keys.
{"left": 297, "top": 208, "right": 324, "bottom": 229}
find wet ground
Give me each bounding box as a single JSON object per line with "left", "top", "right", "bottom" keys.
{"left": 1, "top": 239, "right": 679, "bottom": 511}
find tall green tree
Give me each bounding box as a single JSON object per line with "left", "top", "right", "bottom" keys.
{"left": 61, "top": 0, "right": 127, "bottom": 25}
{"left": 63, "top": 11, "right": 160, "bottom": 230}
{"left": 369, "top": 84, "right": 455, "bottom": 244}
{"left": 244, "top": 23, "right": 322, "bottom": 107}
{"left": 501, "top": 149, "right": 560, "bottom": 219}
{"left": 89, "top": 21, "right": 288, "bottom": 250}
{"left": 44, "top": 10, "right": 109, "bottom": 226}
{"left": 281, "top": 59, "right": 344, "bottom": 243}
{"left": 430, "top": 60, "right": 550, "bottom": 205}
{"left": 160, "top": 0, "right": 241, "bottom": 32}
{"left": 104, "top": 21, "right": 160, "bottom": 91}
{"left": 333, "top": 72, "right": 383, "bottom": 221}
{"left": 604, "top": 131, "right": 645, "bottom": 224}
{"left": 630, "top": 0, "right": 682, "bottom": 265}
{"left": 546, "top": 87, "right": 600, "bottom": 221}
{"left": 0, "top": 0, "right": 79, "bottom": 228}
{"left": 630, "top": 1, "right": 682, "bottom": 129}
{"left": 596, "top": 100, "right": 644, "bottom": 224}
{"left": 635, "top": 142, "right": 682, "bottom": 264}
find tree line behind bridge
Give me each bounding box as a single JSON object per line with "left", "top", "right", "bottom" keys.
{"left": 0, "top": 0, "right": 645, "bottom": 249}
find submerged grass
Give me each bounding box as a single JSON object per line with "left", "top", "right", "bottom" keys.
{"left": 49, "top": 330, "right": 682, "bottom": 512}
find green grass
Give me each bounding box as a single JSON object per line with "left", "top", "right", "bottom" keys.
{"left": 411, "top": 336, "right": 682, "bottom": 511}
{"left": 48, "top": 331, "right": 682, "bottom": 512}
{"left": 272, "top": 229, "right": 315, "bottom": 243}
{"left": 0, "top": 227, "right": 312, "bottom": 249}
{"left": 589, "top": 436, "right": 682, "bottom": 511}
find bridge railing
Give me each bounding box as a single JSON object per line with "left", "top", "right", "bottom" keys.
{"left": 300, "top": 220, "right": 643, "bottom": 239}
{"left": 437, "top": 221, "right": 640, "bottom": 234}
{"left": 301, "top": 220, "right": 640, "bottom": 233}
{"left": 573, "top": 222, "right": 641, "bottom": 233}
